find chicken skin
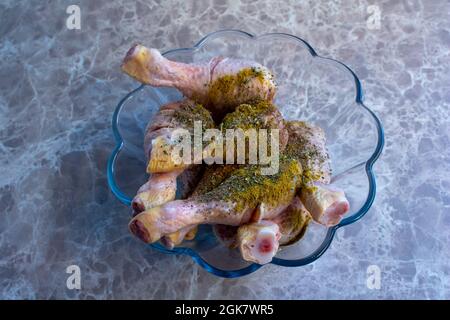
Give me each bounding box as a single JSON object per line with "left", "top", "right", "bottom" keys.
{"left": 121, "top": 45, "right": 276, "bottom": 119}
{"left": 132, "top": 169, "right": 182, "bottom": 214}
{"left": 131, "top": 100, "right": 214, "bottom": 213}
{"left": 285, "top": 121, "right": 349, "bottom": 227}
{"left": 143, "top": 99, "right": 214, "bottom": 174}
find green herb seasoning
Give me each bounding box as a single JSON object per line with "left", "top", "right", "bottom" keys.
{"left": 199, "top": 159, "right": 302, "bottom": 213}
{"left": 284, "top": 121, "right": 328, "bottom": 191}
{"left": 207, "top": 67, "right": 268, "bottom": 110}
{"left": 172, "top": 100, "right": 215, "bottom": 130}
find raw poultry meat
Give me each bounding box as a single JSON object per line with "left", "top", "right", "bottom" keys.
{"left": 121, "top": 45, "right": 276, "bottom": 119}
{"left": 143, "top": 99, "right": 214, "bottom": 174}
{"left": 173, "top": 120, "right": 349, "bottom": 263}
{"left": 132, "top": 169, "right": 182, "bottom": 214}
{"left": 300, "top": 182, "right": 349, "bottom": 227}
{"left": 237, "top": 220, "right": 281, "bottom": 265}
{"left": 236, "top": 196, "right": 311, "bottom": 264}
{"left": 274, "top": 197, "right": 312, "bottom": 246}
{"left": 195, "top": 99, "right": 289, "bottom": 186}
{"left": 131, "top": 100, "right": 214, "bottom": 247}
{"left": 121, "top": 47, "right": 350, "bottom": 263}
{"left": 201, "top": 99, "right": 289, "bottom": 167}
{"left": 129, "top": 119, "right": 349, "bottom": 249}
{"left": 157, "top": 100, "right": 290, "bottom": 246}
{"left": 129, "top": 158, "right": 303, "bottom": 243}
{"left": 213, "top": 196, "right": 312, "bottom": 264}
{"left": 233, "top": 121, "right": 350, "bottom": 263}
{"left": 129, "top": 101, "right": 297, "bottom": 243}
{"left": 285, "top": 121, "right": 349, "bottom": 227}
{"left": 131, "top": 99, "right": 214, "bottom": 214}
{"left": 132, "top": 167, "right": 202, "bottom": 215}
{"left": 129, "top": 117, "right": 349, "bottom": 263}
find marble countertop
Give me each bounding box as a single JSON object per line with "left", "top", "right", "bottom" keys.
{"left": 1, "top": 0, "right": 449, "bottom": 299}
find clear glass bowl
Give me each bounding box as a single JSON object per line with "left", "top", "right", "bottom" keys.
{"left": 107, "top": 30, "right": 384, "bottom": 278}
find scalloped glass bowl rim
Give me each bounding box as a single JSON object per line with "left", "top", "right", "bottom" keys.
{"left": 107, "top": 29, "right": 384, "bottom": 278}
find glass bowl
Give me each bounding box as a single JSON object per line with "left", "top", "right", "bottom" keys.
{"left": 107, "top": 30, "right": 384, "bottom": 278}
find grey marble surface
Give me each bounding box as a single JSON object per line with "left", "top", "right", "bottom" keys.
{"left": 0, "top": 0, "right": 449, "bottom": 299}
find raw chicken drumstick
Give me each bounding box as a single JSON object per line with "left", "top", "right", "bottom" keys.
{"left": 122, "top": 45, "right": 276, "bottom": 119}
{"left": 285, "top": 121, "right": 350, "bottom": 227}
{"left": 236, "top": 197, "right": 311, "bottom": 264}
{"left": 214, "top": 196, "right": 312, "bottom": 264}
{"left": 132, "top": 165, "right": 202, "bottom": 247}
{"left": 131, "top": 100, "right": 214, "bottom": 247}
{"left": 235, "top": 185, "right": 348, "bottom": 264}
{"left": 131, "top": 99, "right": 214, "bottom": 214}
